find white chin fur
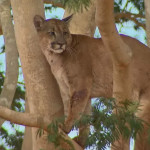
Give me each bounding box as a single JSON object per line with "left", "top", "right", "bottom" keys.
{"left": 51, "top": 49, "right": 64, "bottom": 54}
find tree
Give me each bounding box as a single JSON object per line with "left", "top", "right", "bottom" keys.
{"left": 0, "top": 0, "right": 149, "bottom": 150}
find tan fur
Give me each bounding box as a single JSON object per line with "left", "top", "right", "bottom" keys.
{"left": 34, "top": 16, "right": 150, "bottom": 147}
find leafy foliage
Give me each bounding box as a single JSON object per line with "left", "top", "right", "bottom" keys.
{"left": 74, "top": 98, "right": 146, "bottom": 150}
{"left": 55, "top": 0, "right": 91, "bottom": 12}
{"left": 114, "top": 0, "right": 145, "bottom": 30}
{"left": 0, "top": 127, "right": 24, "bottom": 150}
{"left": 45, "top": 4, "right": 57, "bottom": 13}
{"left": 114, "top": 0, "right": 144, "bottom": 15}
{"left": 130, "top": 0, "right": 144, "bottom": 15}
{"left": 37, "top": 117, "right": 75, "bottom": 150}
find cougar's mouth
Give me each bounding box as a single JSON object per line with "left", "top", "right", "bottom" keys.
{"left": 51, "top": 43, "right": 66, "bottom": 54}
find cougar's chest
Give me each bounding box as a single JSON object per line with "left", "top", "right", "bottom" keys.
{"left": 52, "top": 65, "right": 69, "bottom": 90}
{"left": 49, "top": 55, "right": 74, "bottom": 93}
{"left": 50, "top": 54, "right": 81, "bottom": 93}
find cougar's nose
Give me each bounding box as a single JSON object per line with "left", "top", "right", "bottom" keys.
{"left": 51, "top": 42, "right": 66, "bottom": 50}
{"left": 57, "top": 42, "right": 66, "bottom": 49}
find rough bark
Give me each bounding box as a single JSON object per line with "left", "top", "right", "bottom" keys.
{"left": 144, "top": 0, "right": 150, "bottom": 47}
{"left": 0, "top": 0, "right": 19, "bottom": 125}
{"left": 64, "top": 0, "right": 96, "bottom": 37}
{"left": 95, "top": 0, "right": 133, "bottom": 149}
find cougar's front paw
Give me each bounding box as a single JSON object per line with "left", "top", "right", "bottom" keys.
{"left": 63, "top": 118, "right": 74, "bottom": 133}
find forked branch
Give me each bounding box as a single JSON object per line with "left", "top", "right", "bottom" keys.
{"left": 0, "top": 105, "right": 83, "bottom": 150}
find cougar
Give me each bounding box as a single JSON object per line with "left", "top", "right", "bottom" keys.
{"left": 34, "top": 15, "right": 150, "bottom": 147}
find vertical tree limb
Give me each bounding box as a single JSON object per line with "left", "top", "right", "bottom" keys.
{"left": 0, "top": 0, "right": 19, "bottom": 126}
{"left": 95, "top": 0, "right": 133, "bottom": 101}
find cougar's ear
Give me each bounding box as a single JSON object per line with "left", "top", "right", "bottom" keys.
{"left": 62, "top": 14, "right": 73, "bottom": 24}
{"left": 33, "top": 15, "right": 45, "bottom": 31}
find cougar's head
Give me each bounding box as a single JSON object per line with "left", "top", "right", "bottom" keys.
{"left": 34, "top": 15, "right": 73, "bottom": 54}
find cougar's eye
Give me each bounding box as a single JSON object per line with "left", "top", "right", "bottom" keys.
{"left": 48, "top": 31, "right": 55, "bottom": 36}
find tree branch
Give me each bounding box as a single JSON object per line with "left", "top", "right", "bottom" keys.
{"left": 95, "top": 0, "right": 133, "bottom": 102}
{"left": 0, "top": 105, "right": 51, "bottom": 128}
{"left": 115, "top": 12, "right": 146, "bottom": 30}
{"left": 0, "top": 0, "right": 19, "bottom": 126}
{"left": 0, "top": 105, "right": 83, "bottom": 150}
{"left": 95, "top": 0, "right": 132, "bottom": 66}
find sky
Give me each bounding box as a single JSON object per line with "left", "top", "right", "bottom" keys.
{"left": 0, "top": 3, "right": 147, "bottom": 150}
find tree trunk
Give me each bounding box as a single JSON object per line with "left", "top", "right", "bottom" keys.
{"left": 144, "top": 0, "right": 150, "bottom": 47}
{"left": 10, "top": 0, "right": 64, "bottom": 149}
{"left": 10, "top": 1, "right": 83, "bottom": 149}
{"left": 64, "top": 0, "right": 96, "bottom": 37}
